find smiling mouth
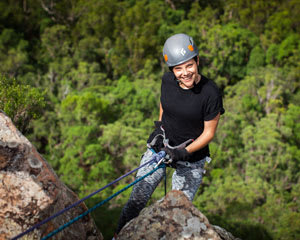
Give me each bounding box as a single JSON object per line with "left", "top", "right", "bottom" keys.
{"left": 182, "top": 77, "right": 193, "bottom": 82}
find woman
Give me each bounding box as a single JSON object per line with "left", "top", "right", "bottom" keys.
{"left": 115, "top": 33, "right": 225, "bottom": 235}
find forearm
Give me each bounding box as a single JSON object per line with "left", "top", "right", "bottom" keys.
{"left": 185, "top": 130, "right": 214, "bottom": 153}
{"left": 159, "top": 102, "right": 163, "bottom": 121}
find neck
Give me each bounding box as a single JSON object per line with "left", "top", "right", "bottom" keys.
{"left": 195, "top": 74, "right": 201, "bottom": 84}
{"left": 179, "top": 83, "right": 189, "bottom": 89}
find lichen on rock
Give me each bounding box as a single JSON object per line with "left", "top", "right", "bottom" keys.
{"left": 118, "top": 190, "right": 240, "bottom": 240}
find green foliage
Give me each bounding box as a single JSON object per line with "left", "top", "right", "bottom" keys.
{"left": 41, "top": 24, "right": 72, "bottom": 61}
{"left": 0, "top": 29, "right": 29, "bottom": 77}
{"left": 1, "top": 1, "right": 299, "bottom": 239}
{"left": 264, "top": 10, "right": 293, "bottom": 44}
{"left": 241, "top": 114, "right": 292, "bottom": 188}
{"left": 0, "top": 75, "right": 45, "bottom": 132}
{"left": 111, "top": 0, "right": 166, "bottom": 76}
{"left": 247, "top": 45, "right": 265, "bottom": 74}
{"left": 266, "top": 43, "right": 279, "bottom": 65}
{"left": 276, "top": 34, "right": 300, "bottom": 68}
{"left": 198, "top": 23, "right": 259, "bottom": 86}
{"left": 55, "top": 89, "right": 115, "bottom": 196}
{"left": 107, "top": 75, "right": 160, "bottom": 125}
{"left": 263, "top": 0, "right": 300, "bottom": 46}
{"left": 282, "top": 104, "right": 300, "bottom": 146}
{"left": 222, "top": 0, "right": 279, "bottom": 35}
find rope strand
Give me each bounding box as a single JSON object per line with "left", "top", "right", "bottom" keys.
{"left": 42, "top": 164, "right": 165, "bottom": 240}
{"left": 11, "top": 156, "right": 158, "bottom": 240}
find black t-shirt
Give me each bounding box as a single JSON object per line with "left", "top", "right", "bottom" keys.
{"left": 160, "top": 72, "right": 225, "bottom": 161}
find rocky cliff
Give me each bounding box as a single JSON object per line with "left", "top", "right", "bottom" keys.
{"left": 118, "top": 190, "right": 241, "bottom": 240}
{"left": 0, "top": 111, "right": 102, "bottom": 240}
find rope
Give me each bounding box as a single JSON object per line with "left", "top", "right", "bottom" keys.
{"left": 11, "top": 155, "right": 159, "bottom": 240}
{"left": 164, "top": 166, "right": 167, "bottom": 196}
{"left": 41, "top": 164, "right": 165, "bottom": 240}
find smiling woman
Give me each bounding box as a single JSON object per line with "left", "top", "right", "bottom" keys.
{"left": 115, "top": 33, "right": 225, "bottom": 236}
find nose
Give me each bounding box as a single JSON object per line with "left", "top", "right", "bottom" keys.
{"left": 182, "top": 67, "right": 188, "bottom": 76}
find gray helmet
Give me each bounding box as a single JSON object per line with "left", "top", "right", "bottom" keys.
{"left": 163, "top": 33, "right": 199, "bottom": 67}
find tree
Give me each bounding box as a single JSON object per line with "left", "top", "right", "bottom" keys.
{"left": 111, "top": 0, "right": 167, "bottom": 75}
{"left": 0, "top": 29, "right": 29, "bottom": 77}
{"left": 198, "top": 23, "right": 259, "bottom": 87}
{"left": 222, "top": 0, "right": 279, "bottom": 35}
{"left": 55, "top": 88, "right": 115, "bottom": 197}
{"left": 0, "top": 75, "right": 45, "bottom": 132}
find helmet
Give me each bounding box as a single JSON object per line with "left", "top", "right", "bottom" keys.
{"left": 163, "top": 33, "right": 199, "bottom": 67}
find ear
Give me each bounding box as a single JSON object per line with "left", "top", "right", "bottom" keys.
{"left": 196, "top": 56, "right": 199, "bottom": 66}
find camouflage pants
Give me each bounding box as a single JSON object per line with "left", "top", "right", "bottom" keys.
{"left": 116, "top": 149, "right": 207, "bottom": 233}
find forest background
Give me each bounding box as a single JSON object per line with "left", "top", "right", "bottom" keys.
{"left": 0, "top": 0, "right": 299, "bottom": 239}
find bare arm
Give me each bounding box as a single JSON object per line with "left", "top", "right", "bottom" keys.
{"left": 159, "top": 102, "right": 163, "bottom": 121}
{"left": 185, "top": 113, "right": 220, "bottom": 153}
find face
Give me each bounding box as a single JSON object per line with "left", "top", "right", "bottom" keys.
{"left": 172, "top": 58, "right": 199, "bottom": 89}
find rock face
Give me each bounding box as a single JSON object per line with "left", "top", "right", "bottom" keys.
{"left": 0, "top": 112, "right": 103, "bottom": 240}
{"left": 118, "top": 190, "right": 240, "bottom": 240}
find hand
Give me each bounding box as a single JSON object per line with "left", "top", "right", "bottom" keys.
{"left": 163, "top": 147, "right": 192, "bottom": 162}
{"left": 147, "top": 121, "right": 164, "bottom": 152}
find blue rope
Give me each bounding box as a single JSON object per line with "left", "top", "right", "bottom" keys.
{"left": 11, "top": 151, "right": 161, "bottom": 240}
{"left": 42, "top": 164, "right": 165, "bottom": 240}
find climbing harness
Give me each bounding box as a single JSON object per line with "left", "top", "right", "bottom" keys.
{"left": 148, "top": 125, "right": 194, "bottom": 151}
{"left": 148, "top": 126, "right": 194, "bottom": 196}
{"left": 148, "top": 125, "right": 194, "bottom": 167}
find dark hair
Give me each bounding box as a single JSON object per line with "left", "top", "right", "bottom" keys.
{"left": 169, "top": 56, "right": 198, "bottom": 72}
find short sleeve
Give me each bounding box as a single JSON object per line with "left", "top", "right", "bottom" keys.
{"left": 204, "top": 95, "right": 225, "bottom": 121}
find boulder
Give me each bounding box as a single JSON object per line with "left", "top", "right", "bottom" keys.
{"left": 118, "top": 190, "right": 240, "bottom": 240}
{"left": 0, "top": 111, "right": 103, "bottom": 240}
